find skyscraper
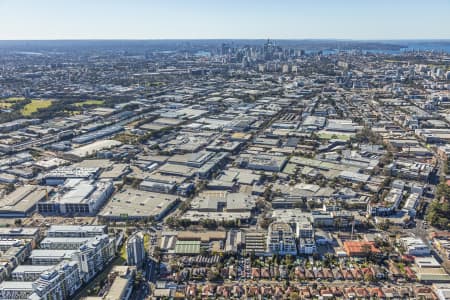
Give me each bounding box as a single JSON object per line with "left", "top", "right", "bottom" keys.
{"left": 126, "top": 233, "right": 145, "bottom": 269}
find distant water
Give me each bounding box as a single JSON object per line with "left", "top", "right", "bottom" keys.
{"left": 1, "top": 40, "right": 449, "bottom": 56}
{"left": 400, "top": 42, "right": 450, "bottom": 53}
{"left": 15, "top": 51, "right": 44, "bottom": 55}
{"left": 311, "top": 41, "right": 450, "bottom": 55}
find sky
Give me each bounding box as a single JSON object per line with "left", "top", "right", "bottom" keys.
{"left": 0, "top": 0, "right": 449, "bottom": 40}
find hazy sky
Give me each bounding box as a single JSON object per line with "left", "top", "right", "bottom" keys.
{"left": 0, "top": 0, "right": 449, "bottom": 40}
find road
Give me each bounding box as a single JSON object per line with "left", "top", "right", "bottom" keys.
{"left": 146, "top": 258, "right": 157, "bottom": 282}
{"left": 131, "top": 282, "right": 150, "bottom": 300}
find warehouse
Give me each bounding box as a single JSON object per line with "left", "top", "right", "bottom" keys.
{"left": 245, "top": 154, "right": 287, "bottom": 172}
{"left": 43, "top": 167, "right": 100, "bottom": 186}
{"left": 38, "top": 179, "right": 114, "bottom": 215}
{"left": 0, "top": 185, "right": 51, "bottom": 217}
{"left": 66, "top": 139, "right": 122, "bottom": 159}
{"left": 99, "top": 188, "right": 181, "bottom": 221}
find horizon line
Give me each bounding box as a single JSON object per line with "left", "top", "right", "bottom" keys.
{"left": 0, "top": 38, "right": 450, "bottom": 42}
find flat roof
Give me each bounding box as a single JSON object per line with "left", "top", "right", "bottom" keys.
{"left": 48, "top": 225, "right": 106, "bottom": 234}
{"left": 30, "top": 249, "right": 77, "bottom": 259}
{"left": 0, "top": 185, "right": 49, "bottom": 215}
{"left": 0, "top": 227, "right": 39, "bottom": 236}
{"left": 100, "top": 164, "right": 129, "bottom": 179}
{"left": 12, "top": 265, "right": 54, "bottom": 273}
{"left": 0, "top": 281, "right": 34, "bottom": 290}
{"left": 177, "top": 231, "right": 226, "bottom": 242}
{"left": 415, "top": 256, "right": 440, "bottom": 268}
{"left": 41, "top": 236, "right": 91, "bottom": 244}
{"left": 99, "top": 188, "right": 180, "bottom": 219}
{"left": 105, "top": 269, "right": 131, "bottom": 300}
{"left": 157, "top": 163, "right": 196, "bottom": 177}
{"left": 67, "top": 140, "right": 122, "bottom": 158}
{"left": 182, "top": 211, "right": 251, "bottom": 221}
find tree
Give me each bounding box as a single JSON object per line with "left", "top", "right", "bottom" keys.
{"left": 14, "top": 219, "right": 22, "bottom": 227}
{"left": 153, "top": 246, "right": 162, "bottom": 261}
{"left": 364, "top": 272, "right": 375, "bottom": 282}
{"left": 134, "top": 271, "right": 144, "bottom": 288}
{"left": 323, "top": 253, "right": 335, "bottom": 268}
{"left": 262, "top": 186, "right": 272, "bottom": 201}
{"left": 166, "top": 216, "right": 178, "bottom": 227}
{"left": 426, "top": 184, "right": 450, "bottom": 229}
{"left": 179, "top": 201, "right": 190, "bottom": 213}
{"left": 206, "top": 269, "right": 220, "bottom": 282}
{"left": 288, "top": 253, "right": 297, "bottom": 265}
{"left": 5, "top": 183, "right": 15, "bottom": 194}
{"left": 259, "top": 217, "right": 273, "bottom": 229}
{"left": 377, "top": 219, "right": 391, "bottom": 231}
{"left": 200, "top": 219, "right": 217, "bottom": 229}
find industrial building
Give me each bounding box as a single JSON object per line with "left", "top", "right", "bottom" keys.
{"left": 72, "top": 125, "right": 123, "bottom": 144}
{"left": 245, "top": 154, "right": 287, "bottom": 172}
{"left": 43, "top": 167, "right": 100, "bottom": 186}
{"left": 38, "top": 179, "right": 114, "bottom": 215}
{"left": 66, "top": 139, "right": 122, "bottom": 159}
{"left": 99, "top": 188, "right": 180, "bottom": 221}
{"left": 0, "top": 185, "right": 51, "bottom": 217}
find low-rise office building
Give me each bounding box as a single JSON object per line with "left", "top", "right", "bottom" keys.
{"left": 299, "top": 238, "right": 317, "bottom": 255}
{"left": 400, "top": 237, "right": 431, "bottom": 256}
{"left": 266, "top": 222, "right": 297, "bottom": 256}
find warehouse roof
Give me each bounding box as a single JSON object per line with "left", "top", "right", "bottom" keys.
{"left": 99, "top": 188, "right": 180, "bottom": 219}
{"left": 0, "top": 185, "right": 50, "bottom": 216}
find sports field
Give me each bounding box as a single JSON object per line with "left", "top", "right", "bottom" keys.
{"left": 21, "top": 99, "right": 53, "bottom": 116}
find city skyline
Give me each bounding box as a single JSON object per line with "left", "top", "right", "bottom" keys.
{"left": 1, "top": 0, "right": 450, "bottom": 40}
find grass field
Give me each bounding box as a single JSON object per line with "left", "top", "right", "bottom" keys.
{"left": 144, "top": 233, "right": 150, "bottom": 250}
{"left": 0, "top": 97, "right": 26, "bottom": 109}
{"left": 0, "top": 102, "right": 13, "bottom": 109}
{"left": 2, "top": 97, "right": 26, "bottom": 102}
{"left": 74, "top": 100, "right": 104, "bottom": 107}
{"left": 119, "top": 242, "right": 127, "bottom": 261}
{"left": 21, "top": 99, "right": 53, "bottom": 116}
